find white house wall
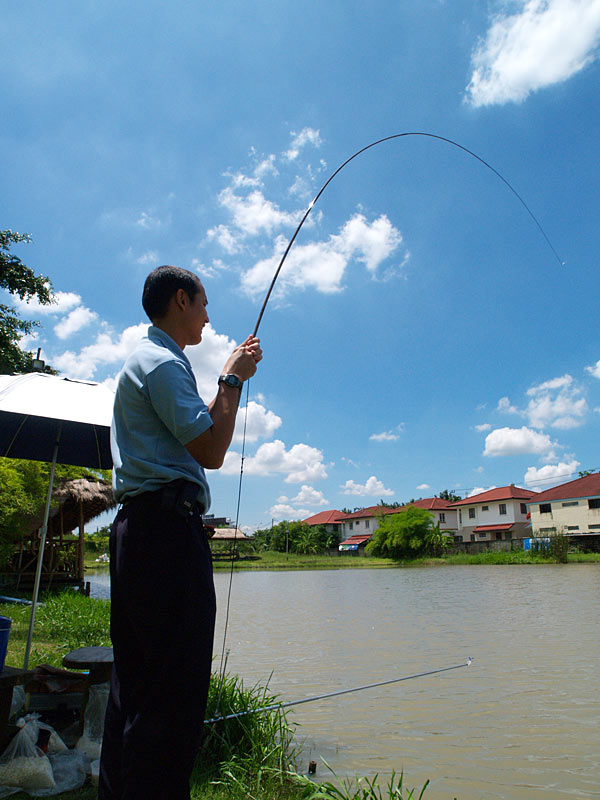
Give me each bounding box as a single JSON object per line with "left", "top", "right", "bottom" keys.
{"left": 529, "top": 496, "right": 600, "bottom": 534}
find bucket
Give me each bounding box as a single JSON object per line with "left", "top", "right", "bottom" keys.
{"left": 0, "top": 616, "right": 12, "bottom": 672}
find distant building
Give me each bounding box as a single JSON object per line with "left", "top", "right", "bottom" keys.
{"left": 303, "top": 510, "right": 346, "bottom": 534}
{"left": 527, "top": 473, "right": 600, "bottom": 536}
{"left": 449, "top": 485, "right": 537, "bottom": 542}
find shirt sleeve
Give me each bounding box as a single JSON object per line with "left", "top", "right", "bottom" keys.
{"left": 145, "top": 359, "right": 213, "bottom": 445}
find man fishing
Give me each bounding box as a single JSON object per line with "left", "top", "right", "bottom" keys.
{"left": 99, "top": 265, "right": 262, "bottom": 800}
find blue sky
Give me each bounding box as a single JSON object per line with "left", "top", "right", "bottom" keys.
{"left": 2, "top": 0, "right": 600, "bottom": 530}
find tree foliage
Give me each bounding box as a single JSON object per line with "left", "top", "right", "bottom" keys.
{"left": 0, "top": 229, "right": 55, "bottom": 374}
{"left": 366, "top": 505, "right": 451, "bottom": 560}
{"left": 250, "top": 520, "right": 339, "bottom": 554}
{"left": 0, "top": 458, "right": 106, "bottom": 567}
{"left": 438, "top": 488, "right": 462, "bottom": 502}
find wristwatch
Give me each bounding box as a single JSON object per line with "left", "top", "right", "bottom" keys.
{"left": 218, "top": 373, "right": 243, "bottom": 390}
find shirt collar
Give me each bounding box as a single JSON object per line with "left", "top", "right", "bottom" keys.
{"left": 148, "top": 325, "right": 192, "bottom": 367}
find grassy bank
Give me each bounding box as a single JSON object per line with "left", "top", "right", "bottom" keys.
{"left": 209, "top": 548, "right": 600, "bottom": 571}
{"left": 0, "top": 592, "right": 430, "bottom": 800}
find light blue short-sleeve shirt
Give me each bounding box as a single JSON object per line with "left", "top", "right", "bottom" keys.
{"left": 111, "top": 326, "right": 212, "bottom": 510}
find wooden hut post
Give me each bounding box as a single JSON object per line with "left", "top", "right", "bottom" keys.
{"left": 78, "top": 501, "right": 85, "bottom": 587}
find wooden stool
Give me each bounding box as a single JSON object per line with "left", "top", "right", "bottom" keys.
{"left": 62, "top": 646, "right": 113, "bottom": 685}
{"left": 62, "top": 647, "right": 113, "bottom": 734}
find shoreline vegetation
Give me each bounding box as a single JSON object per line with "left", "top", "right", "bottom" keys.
{"left": 85, "top": 547, "right": 600, "bottom": 572}
{"left": 0, "top": 592, "right": 430, "bottom": 800}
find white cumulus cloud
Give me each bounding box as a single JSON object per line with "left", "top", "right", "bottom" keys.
{"left": 221, "top": 440, "right": 327, "bottom": 483}
{"left": 54, "top": 306, "right": 98, "bottom": 339}
{"left": 585, "top": 358, "right": 600, "bottom": 379}
{"left": 475, "top": 423, "right": 492, "bottom": 432}
{"left": 466, "top": 0, "right": 600, "bottom": 107}
{"left": 284, "top": 127, "right": 323, "bottom": 161}
{"left": 483, "top": 426, "right": 557, "bottom": 458}
{"left": 231, "top": 400, "right": 282, "bottom": 444}
{"left": 291, "top": 485, "right": 328, "bottom": 507}
{"left": 340, "top": 475, "right": 394, "bottom": 497}
{"left": 269, "top": 503, "right": 309, "bottom": 520}
{"left": 370, "top": 424, "right": 404, "bottom": 441}
{"left": 12, "top": 290, "right": 81, "bottom": 317}
{"left": 524, "top": 459, "right": 581, "bottom": 490}
{"left": 525, "top": 374, "right": 587, "bottom": 429}
{"left": 416, "top": 483, "right": 431, "bottom": 491}
{"left": 241, "top": 213, "right": 405, "bottom": 299}
{"left": 52, "top": 323, "right": 149, "bottom": 379}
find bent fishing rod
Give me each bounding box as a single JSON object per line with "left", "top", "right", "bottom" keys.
{"left": 216, "top": 130, "right": 564, "bottom": 696}
{"left": 252, "top": 131, "right": 565, "bottom": 337}
{"left": 207, "top": 658, "right": 472, "bottom": 724}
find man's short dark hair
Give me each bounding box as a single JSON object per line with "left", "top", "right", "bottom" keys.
{"left": 142, "top": 266, "right": 201, "bottom": 321}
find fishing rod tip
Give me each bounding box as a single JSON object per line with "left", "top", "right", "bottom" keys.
{"left": 467, "top": 657, "right": 473, "bottom": 666}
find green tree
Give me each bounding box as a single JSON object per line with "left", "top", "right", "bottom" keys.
{"left": 0, "top": 458, "right": 107, "bottom": 568}
{"left": 0, "top": 229, "right": 55, "bottom": 374}
{"left": 439, "top": 489, "right": 462, "bottom": 502}
{"left": 366, "top": 505, "right": 438, "bottom": 560}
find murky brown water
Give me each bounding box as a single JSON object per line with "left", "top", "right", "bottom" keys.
{"left": 212, "top": 565, "right": 600, "bottom": 800}
{"left": 89, "top": 564, "right": 600, "bottom": 798}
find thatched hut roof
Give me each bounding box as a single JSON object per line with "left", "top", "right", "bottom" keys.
{"left": 208, "top": 527, "right": 248, "bottom": 541}
{"left": 28, "top": 478, "right": 116, "bottom": 536}
{"left": 52, "top": 478, "right": 116, "bottom": 532}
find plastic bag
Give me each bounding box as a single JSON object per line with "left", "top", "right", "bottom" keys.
{"left": 76, "top": 682, "right": 109, "bottom": 760}
{"left": 0, "top": 714, "right": 85, "bottom": 798}
{"left": 0, "top": 717, "right": 55, "bottom": 792}
{"left": 9, "top": 687, "right": 25, "bottom": 722}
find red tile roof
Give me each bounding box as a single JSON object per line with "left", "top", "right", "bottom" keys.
{"left": 528, "top": 473, "right": 600, "bottom": 504}
{"left": 303, "top": 510, "right": 345, "bottom": 526}
{"left": 340, "top": 505, "right": 398, "bottom": 520}
{"left": 400, "top": 498, "right": 453, "bottom": 511}
{"left": 473, "top": 523, "right": 514, "bottom": 532}
{"left": 339, "top": 534, "right": 372, "bottom": 546}
{"left": 450, "top": 485, "right": 537, "bottom": 506}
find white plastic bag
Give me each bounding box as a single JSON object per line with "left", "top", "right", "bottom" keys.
{"left": 0, "top": 717, "right": 55, "bottom": 792}
{"left": 76, "top": 682, "right": 109, "bottom": 760}
{"left": 9, "top": 687, "right": 25, "bottom": 722}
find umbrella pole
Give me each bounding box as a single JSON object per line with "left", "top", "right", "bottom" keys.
{"left": 23, "top": 425, "right": 61, "bottom": 669}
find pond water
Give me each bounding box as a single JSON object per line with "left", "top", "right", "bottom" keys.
{"left": 86, "top": 564, "right": 600, "bottom": 799}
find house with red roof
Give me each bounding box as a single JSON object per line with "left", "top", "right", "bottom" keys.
{"left": 394, "top": 498, "right": 458, "bottom": 533}
{"left": 449, "top": 485, "right": 537, "bottom": 542}
{"left": 303, "top": 509, "right": 346, "bottom": 535}
{"left": 527, "top": 473, "right": 600, "bottom": 536}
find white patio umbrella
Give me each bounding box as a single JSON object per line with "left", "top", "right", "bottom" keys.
{"left": 0, "top": 373, "right": 114, "bottom": 667}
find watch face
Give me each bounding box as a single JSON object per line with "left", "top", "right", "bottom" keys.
{"left": 221, "top": 374, "right": 242, "bottom": 389}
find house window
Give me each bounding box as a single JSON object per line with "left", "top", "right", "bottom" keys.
{"left": 365, "top": 520, "right": 370, "bottom": 529}
{"left": 499, "top": 504, "right": 507, "bottom": 515}
{"left": 478, "top": 532, "right": 486, "bottom": 538}
{"left": 468, "top": 508, "right": 476, "bottom": 519}
{"left": 562, "top": 501, "right": 579, "bottom": 507}
{"left": 520, "top": 503, "right": 527, "bottom": 514}
{"left": 505, "top": 531, "right": 512, "bottom": 539}
{"left": 349, "top": 522, "right": 353, "bottom": 530}
{"left": 439, "top": 513, "right": 445, "bottom": 523}
{"left": 540, "top": 527, "right": 556, "bottom": 534}
{"left": 454, "top": 535, "right": 463, "bottom": 542}
{"left": 589, "top": 524, "right": 600, "bottom": 529}
{"left": 539, "top": 503, "right": 552, "bottom": 514}
{"left": 495, "top": 532, "right": 502, "bottom": 540}
{"left": 566, "top": 526, "right": 579, "bottom": 531}
{"left": 588, "top": 498, "right": 600, "bottom": 509}
{"left": 481, "top": 505, "right": 489, "bottom": 511}
{"left": 470, "top": 534, "right": 475, "bottom": 542}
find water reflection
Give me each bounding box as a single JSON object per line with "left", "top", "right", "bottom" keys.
{"left": 87, "top": 564, "right": 600, "bottom": 799}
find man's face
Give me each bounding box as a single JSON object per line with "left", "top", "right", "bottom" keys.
{"left": 184, "top": 282, "right": 209, "bottom": 346}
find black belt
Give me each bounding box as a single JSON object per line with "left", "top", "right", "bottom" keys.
{"left": 122, "top": 480, "right": 204, "bottom": 519}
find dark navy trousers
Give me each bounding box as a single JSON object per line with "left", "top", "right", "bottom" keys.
{"left": 99, "top": 491, "right": 216, "bottom": 800}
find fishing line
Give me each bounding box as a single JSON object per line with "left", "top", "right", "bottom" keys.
{"left": 214, "top": 378, "right": 251, "bottom": 713}
{"left": 206, "top": 658, "right": 472, "bottom": 724}
{"left": 215, "top": 131, "right": 563, "bottom": 703}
